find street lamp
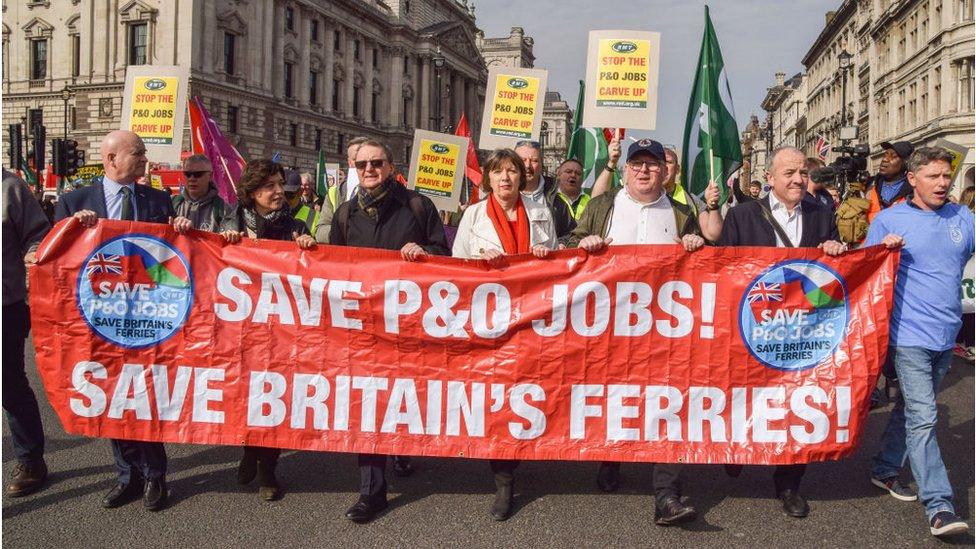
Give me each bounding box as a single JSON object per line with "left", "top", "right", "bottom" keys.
{"left": 837, "top": 49, "right": 854, "bottom": 142}
{"left": 431, "top": 47, "right": 445, "bottom": 132}
{"left": 60, "top": 84, "right": 74, "bottom": 138}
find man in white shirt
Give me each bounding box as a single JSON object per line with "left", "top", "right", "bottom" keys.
{"left": 568, "top": 138, "right": 705, "bottom": 527}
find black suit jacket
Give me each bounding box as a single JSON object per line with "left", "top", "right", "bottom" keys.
{"left": 719, "top": 196, "right": 839, "bottom": 247}
{"left": 54, "top": 179, "right": 176, "bottom": 223}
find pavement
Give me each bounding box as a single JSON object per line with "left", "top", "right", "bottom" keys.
{"left": 3, "top": 340, "right": 974, "bottom": 548}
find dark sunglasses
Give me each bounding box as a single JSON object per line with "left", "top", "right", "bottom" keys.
{"left": 183, "top": 170, "right": 211, "bottom": 178}
{"left": 354, "top": 159, "right": 387, "bottom": 170}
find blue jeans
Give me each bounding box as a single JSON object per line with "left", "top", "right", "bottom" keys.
{"left": 871, "top": 346, "right": 955, "bottom": 519}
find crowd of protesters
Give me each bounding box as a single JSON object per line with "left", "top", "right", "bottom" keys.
{"left": 2, "top": 127, "right": 972, "bottom": 538}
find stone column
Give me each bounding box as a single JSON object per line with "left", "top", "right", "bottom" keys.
{"left": 272, "top": 3, "right": 284, "bottom": 99}
{"left": 324, "top": 21, "right": 335, "bottom": 111}
{"left": 299, "top": 10, "right": 311, "bottom": 107}
{"left": 346, "top": 34, "right": 356, "bottom": 117}
{"left": 420, "top": 56, "right": 431, "bottom": 130}
{"left": 390, "top": 48, "right": 403, "bottom": 127}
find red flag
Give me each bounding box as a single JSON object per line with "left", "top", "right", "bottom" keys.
{"left": 455, "top": 114, "right": 482, "bottom": 203}
{"left": 187, "top": 97, "right": 246, "bottom": 205}
{"left": 603, "top": 128, "right": 625, "bottom": 143}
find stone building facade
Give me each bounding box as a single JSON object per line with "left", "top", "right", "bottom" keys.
{"left": 475, "top": 26, "right": 534, "bottom": 69}
{"left": 2, "top": 0, "right": 491, "bottom": 171}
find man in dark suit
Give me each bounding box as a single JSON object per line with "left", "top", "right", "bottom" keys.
{"left": 55, "top": 130, "right": 191, "bottom": 511}
{"left": 719, "top": 146, "right": 847, "bottom": 519}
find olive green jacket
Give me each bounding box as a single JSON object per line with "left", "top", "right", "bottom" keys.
{"left": 566, "top": 187, "right": 701, "bottom": 247}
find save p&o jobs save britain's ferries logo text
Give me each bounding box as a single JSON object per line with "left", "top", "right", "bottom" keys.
{"left": 738, "top": 260, "right": 849, "bottom": 371}
{"left": 77, "top": 235, "right": 193, "bottom": 349}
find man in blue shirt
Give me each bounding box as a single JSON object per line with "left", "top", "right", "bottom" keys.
{"left": 866, "top": 146, "right": 974, "bottom": 537}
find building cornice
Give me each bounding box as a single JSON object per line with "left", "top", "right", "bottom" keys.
{"left": 801, "top": 0, "right": 857, "bottom": 67}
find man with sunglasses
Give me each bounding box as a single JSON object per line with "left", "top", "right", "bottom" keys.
{"left": 515, "top": 141, "right": 576, "bottom": 241}
{"left": 328, "top": 139, "right": 449, "bottom": 524}
{"left": 567, "top": 138, "right": 704, "bottom": 527}
{"left": 172, "top": 154, "right": 239, "bottom": 233}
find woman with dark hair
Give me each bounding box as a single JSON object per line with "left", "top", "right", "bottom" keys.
{"left": 220, "top": 159, "right": 315, "bottom": 501}
{"left": 451, "top": 148, "right": 557, "bottom": 521}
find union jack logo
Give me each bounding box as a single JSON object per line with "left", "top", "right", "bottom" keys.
{"left": 816, "top": 135, "right": 830, "bottom": 161}
{"left": 748, "top": 282, "right": 782, "bottom": 303}
{"left": 86, "top": 254, "right": 123, "bottom": 276}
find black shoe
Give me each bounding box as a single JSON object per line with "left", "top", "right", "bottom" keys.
{"left": 6, "top": 460, "right": 48, "bottom": 497}
{"left": 102, "top": 480, "right": 143, "bottom": 508}
{"left": 596, "top": 462, "right": 620, "bottom": 493}
{"left": 930, "top": 511, "right": 969, "bottom": 536}
{"left": 778, "top": 489, "right": 809, "bottom": 518}
{"left": 724, "top": 464, "right": 743, "bottom": 478}
{"left": 392, "top": 456, "right": 413, "bottom": 477}
{"left": 345, "top": 496, "right": 388, "bottom": 523}
{"left": 655, "top": 495, "right": 697, "bottom": 526}
{"left": 257, "top": 462, "right": 280, "bottom": 502}
{"left": 490, "top": 484, "right": 514, "bottom": 521}
{"left": 237, "top": 450, "right": 258, "bottom": 485}
{"left": 143, "top": 478, "right": 168, "bottom": 511}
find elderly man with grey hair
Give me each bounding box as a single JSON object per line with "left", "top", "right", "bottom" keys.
{"left": 172, "top": 154, "right": 239, "bottom": 233}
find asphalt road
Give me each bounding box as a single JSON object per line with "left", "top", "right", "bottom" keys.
{"left": 3, "top": 340, "right": 974, "bottom": 548}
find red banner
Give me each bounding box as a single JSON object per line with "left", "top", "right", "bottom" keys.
{"left": 30, "top": 219, "right": 898, "bottom": 464}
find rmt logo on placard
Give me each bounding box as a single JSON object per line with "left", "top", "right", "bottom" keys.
{"left": 612, "top": 41, "right": 638, "bottom": 54}
{"left": 507, "top": 77, "right": 529, "bottom": 89}
{"left": 429, "top": 143, "right": 449, "bottom": 154}
{"left": 143, "top": 78, "right": 167, "bottom": 91}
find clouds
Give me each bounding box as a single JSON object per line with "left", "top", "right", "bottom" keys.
{"left": 475, "top": 0, "right": 833, "bottom": 147}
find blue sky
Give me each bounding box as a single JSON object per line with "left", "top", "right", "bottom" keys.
{"left": 476, "top": 0, "right": 836, "bottom": 147}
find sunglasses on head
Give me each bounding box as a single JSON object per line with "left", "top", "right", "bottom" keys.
{"left": 183, "top": 170, "right": 210, "bottom": 178}
{"left": 354, "top": 159, "right": 387, "bottom": 170}
{"left": 515, "top": 140, "right": 542, "bottom": 150}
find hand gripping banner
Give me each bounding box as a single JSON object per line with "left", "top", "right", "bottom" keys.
{"left": 30, "top": 219, "right": 898, "bottom": 465}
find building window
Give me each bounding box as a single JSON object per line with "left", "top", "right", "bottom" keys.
{"left": 289, "top": 123, "right": 298, "bottom": 147}
{"left": 30, "top": 39, "right": 47, "bottom": 80}
{"left": 285, "top": 6, "right": 294, "bottom": 31}
{"left": 959, "top": 0, "right": 974, "bottom": 22}
{"left": 29, "top": 109, "right": 43, "bottom": 133}
{"left": 332, "top": 79, "right": 341, "bottom": 111}
{"left": 223, "top": 33, "right": 236, "bottom": 75}
{"left": 314, "top": 128, "right": 322, "bottom": 150}
{"left": 71, "top": 35, "right": 80, "bottom": 77}
{"left": 353, "top": 85, "right": 362, "bottom": 117}
{"left": 403, "top": 97, "right": 411, "bottom": 126}
{"left": 336, "top": 133, "right": 345, "bottom": 155}
{"left": 228, "top": 105, "right": 239, "bottom": 134}
{"left": 354, "top": 40, "right": 361, "bottom": 60}
{"left": 310, "top": 20, "right": 319, "bottom": 42}
{"left": 403, "top": 55, "right": 410, "bottom": 75}
{"left": 372, "top": 48, "right": 379, "bottom": 68}
{"left": 957, "top": 57, "right": 974, "bottom": 111}
{"left": 334, "top": 31, "right": 342, "bottom": 51}
{"left": 371, "top": 91, "right": 379, "bottom": 123}
{"left": 129, "top": 23, "right": 148, "bottom": 66}
{"left": 284, "top": 62, "right": 294, "bottom": 98}
{"left": 309, "top": 70, "right": 318, "bottom": 105}
{"left": 405, "top": 0, "right": 411, "bottom": 12}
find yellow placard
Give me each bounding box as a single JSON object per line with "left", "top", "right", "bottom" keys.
{"left": 595, "top": 38, "right": 651, "bottom": 108}
{"left": 150, "top": 174, "right": 164, "bottom": 190}
{"left": 128, "top": 76, "right": 180, "bottom": 145}
{"left": 488, "top": 74, "right": 540, "bottom": 139}
{"left": 414, "top": 139, "right": 460, "bottom": 198}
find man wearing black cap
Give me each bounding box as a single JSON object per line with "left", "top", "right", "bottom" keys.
{"left": 567, "top": 138, "right": 705, "bottom": 527}
{"left": 284, "top": 170, "right": 319, "bottom": 234}
{"left": 867, "top": 141, "right": 914, "bottom": 222}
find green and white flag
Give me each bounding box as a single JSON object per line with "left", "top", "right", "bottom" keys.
{"left": 315, "top": 149, "right": 327, "bottom": 198}
{"left": 681, "top": 5, "right": 742, "bottom": 204}
{"left": 567, "top": 80, "right": 620, "bottom": 193}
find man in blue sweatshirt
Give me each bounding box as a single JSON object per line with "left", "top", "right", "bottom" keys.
{"left": 866, "top": 146, "right": 974, "bottom": 538}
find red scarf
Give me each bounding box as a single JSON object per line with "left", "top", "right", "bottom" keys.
{"left": 486, "top": 193, "right": 530, "bottom": 254}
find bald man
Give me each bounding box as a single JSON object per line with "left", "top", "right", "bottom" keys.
{"left": 55, "top": 130, "right": 190, "bottom": 511}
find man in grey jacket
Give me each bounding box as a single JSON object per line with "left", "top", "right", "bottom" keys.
{"left": 172, "top": 154, "right": 239, "bottom": 233}
{"left": 2, "top": 169, "right": 51, "bottom": 497}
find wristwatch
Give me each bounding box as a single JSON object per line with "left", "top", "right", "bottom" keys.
{"left": 604, "top": 164, "right": 617, "bottom": 173}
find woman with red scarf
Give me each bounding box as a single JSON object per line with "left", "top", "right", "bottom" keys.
{"left": 452, "top": 148, "right": 557, "bottom": 521}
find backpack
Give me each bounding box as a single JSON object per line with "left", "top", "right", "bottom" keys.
{"left": 835, "top": 196, "right": 870, "bottom": 244}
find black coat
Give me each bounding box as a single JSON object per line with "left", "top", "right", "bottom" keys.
{"left": 719, "top": 195, "right": 839, "bottom": 247}
{"left": 328, "top": 181, "right": 450, "bottom": 255}
{"left": 54, "top": 179, "right": 175, "bottom": 223}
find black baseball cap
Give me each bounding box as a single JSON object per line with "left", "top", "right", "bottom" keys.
{"left": 626, "top": 138, "right": 666, "bottom": 162}
{"left": 879, "top": 141, "right": 914, "bottom": 160}
{"left": 283, "top": 170, "right": 302, "bottom": 192}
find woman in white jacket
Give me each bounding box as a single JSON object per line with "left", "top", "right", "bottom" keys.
{"left": 452, "top": 148, "right": 558, "bottom": 522}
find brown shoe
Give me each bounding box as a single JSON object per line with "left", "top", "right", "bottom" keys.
{"left": 6, "top": 460, "right": 48, "bottom": 497}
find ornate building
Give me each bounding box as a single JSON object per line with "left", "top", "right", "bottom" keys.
{"left": 2, "top": 0, "right": 491, "bottom": 170}
{"left": 475, "top": 26, "right": 534, "bottom": 69}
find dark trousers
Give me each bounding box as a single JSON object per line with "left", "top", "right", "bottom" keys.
{"left": 772, "top": 464, "right": 806, "bottom": 494}
{"left": 111, "top": 439, "right": 167, "bottom": 483}
{"left": 358, "top": 454, "right": 387, "bottom": 499}
{"left": 2, "top": 301, "right": 45, "bottom": 463}
{"left": 489, "top": 459, "right": 519, "bottom": 481}
{"left": 243, "top": 445, "right": 280, "bottom": 472}
{"left": 600, "top": 461, "right": 683, "bottom": 506}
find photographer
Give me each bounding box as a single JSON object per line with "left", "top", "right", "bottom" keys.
{"left": 867, "top": 141, "right": 914, "bottom": 222}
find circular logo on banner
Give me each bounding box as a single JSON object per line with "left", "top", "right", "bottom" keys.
{"left": 738, "top": 260, "right": 848, "bottom": 371}
{"left": 77, "top": 234, "right": 193, "bottom": 349}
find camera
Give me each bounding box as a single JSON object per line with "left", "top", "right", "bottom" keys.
{"left": 810, "top": 144, "right": 870, "bottom": 197}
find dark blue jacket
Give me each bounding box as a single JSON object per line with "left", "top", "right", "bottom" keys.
{"left": 54, "top": 179, "right": 175, "bottom": 223}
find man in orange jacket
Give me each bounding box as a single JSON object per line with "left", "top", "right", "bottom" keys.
{"left": 867, "top": 141, "right": 914, "bottom": 222}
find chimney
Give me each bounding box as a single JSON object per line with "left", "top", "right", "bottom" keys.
{"left": 775, "top": 72, "right": 785, "bottom": 86}
{"left": 825, "top": 10, "right": 836, "bottom": 25}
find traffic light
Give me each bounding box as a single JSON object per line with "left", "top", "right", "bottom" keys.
{"left": 31, "top": 124, "right": 45, "bottom": 172}
{"left": 7, "top": 124, "right": 23, "bottom": 169}
{"left": 52, "top": 138, "right": 65, "bottom": 176}
{"left": 52, "top": 139, "right": 83, "bottom": 177}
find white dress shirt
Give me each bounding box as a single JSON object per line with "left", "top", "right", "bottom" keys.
{"left": 767, "top": 191, "right": 803, "bottom": 247}
{"left": 605, "top": 188, "right": 678, "bottom": 245}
